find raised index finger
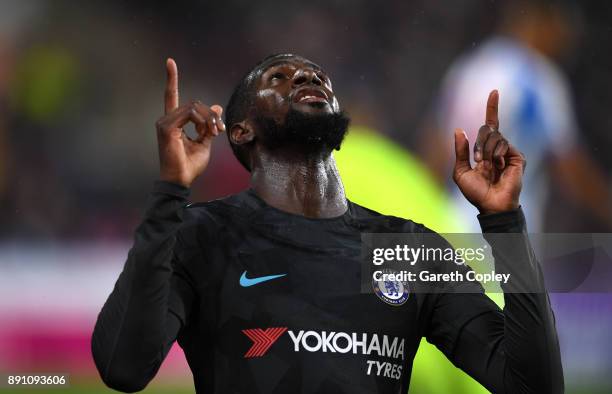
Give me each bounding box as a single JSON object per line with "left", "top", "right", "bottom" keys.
{"left": 165, "top": 58, "right": 179, "bottom": 114}
{"left": 485, "top": 89, "right": 499, "bottom": 130}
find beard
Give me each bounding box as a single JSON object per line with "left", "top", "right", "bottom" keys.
{"left": 255, "top": 106, "right": 350, "bottom": 154}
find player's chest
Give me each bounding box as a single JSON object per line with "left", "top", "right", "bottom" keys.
{"left": 204, "top": 236, "right": 420, "bottom": 336}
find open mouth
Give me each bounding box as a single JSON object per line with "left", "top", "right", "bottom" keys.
{"left": 293, "top": 87, "right": 329, "bottom": 105}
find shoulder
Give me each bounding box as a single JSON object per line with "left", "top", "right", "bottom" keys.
{"left": 176, "top": 190, "right": 254, "bottom": 244}
{"left": 186, "top": 191, "right": 250, "bottom": 220}
{"left": 348, "top": 200, "right": 432, "bottom": 234}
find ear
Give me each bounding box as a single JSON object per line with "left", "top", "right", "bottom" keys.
{"left": 229, "top": 121, "right": 256, "bottom": 146}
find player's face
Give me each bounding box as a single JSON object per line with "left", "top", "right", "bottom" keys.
{"left": 253, "top": 57, "right": 340, "bottom": 123}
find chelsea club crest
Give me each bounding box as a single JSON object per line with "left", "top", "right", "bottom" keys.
{"left": 372, "top": 269, "right": 410, "bottom": 306}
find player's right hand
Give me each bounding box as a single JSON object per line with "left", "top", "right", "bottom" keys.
{"left": 155, "top": 58, "right": 225, "bottom": 188}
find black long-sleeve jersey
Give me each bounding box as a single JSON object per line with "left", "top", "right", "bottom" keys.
{"left": 92, "top": 181, "right": 563, "bottom": 393}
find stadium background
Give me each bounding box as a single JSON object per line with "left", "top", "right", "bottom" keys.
{"left": 1, "top": 1, "right": 611, "bottom": 393}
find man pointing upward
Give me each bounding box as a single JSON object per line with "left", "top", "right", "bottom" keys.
{"left": 92, "top": 54, "right": 562, "bottom": 393}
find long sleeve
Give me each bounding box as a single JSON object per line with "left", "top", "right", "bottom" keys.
{"left": 91, "top": 181, "right": 195, "bottom": 392}
{"left": 425, "top": 207, "right": 564, "bottom": 393}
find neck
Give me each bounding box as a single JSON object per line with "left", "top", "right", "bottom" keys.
{"left": 250, "top": 148, "right": 348, "bottom": 218}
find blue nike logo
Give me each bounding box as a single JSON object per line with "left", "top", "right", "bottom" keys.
{"left": 239, "top": 271, "right": 286, "bottom": 287}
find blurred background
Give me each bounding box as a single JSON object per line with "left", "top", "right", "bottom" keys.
{"left": 1, "top": 0, "right": 611, "bottom": 393}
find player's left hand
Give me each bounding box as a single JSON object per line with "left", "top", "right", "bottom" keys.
{"left": 453, "top": 90, "right": 526, "bottom": 215}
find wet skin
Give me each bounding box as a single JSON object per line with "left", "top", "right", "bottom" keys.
{"left": 229, "top": 56, "right": 349, "bottom": 219}
{"left": 253, "top": 57, "right": 340, "bottom": 121}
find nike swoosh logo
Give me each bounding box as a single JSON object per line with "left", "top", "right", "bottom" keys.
{"left": 239, "top": 271, "right": 286, "bottom": 287}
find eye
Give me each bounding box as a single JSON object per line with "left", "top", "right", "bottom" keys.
{"left": 270, "top": 72, "right": 286, "bottom": 81}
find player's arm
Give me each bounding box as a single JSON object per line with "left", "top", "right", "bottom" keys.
{"left": 425, "top": 91, "right": 563, "bottom": 393}
{"left": 425, "top": 210, "right": 563, "bottom": 393}
{"left": 91, "top": 59, "right": 225, "bottom": 392}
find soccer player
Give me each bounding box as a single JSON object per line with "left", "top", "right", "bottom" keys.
{"left": 424, "top": 1, "right": 612, "bottom": 233}
{"left": 92, "top": 54, "right": 563, "bottom": 393}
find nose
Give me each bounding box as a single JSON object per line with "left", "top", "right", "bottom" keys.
{"left": 292, "top": 68, "right": 323, "bottom": 87}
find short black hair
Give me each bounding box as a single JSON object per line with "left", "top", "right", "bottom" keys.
{"left": 225, "top": 53, "right": 306, "bottom": 171}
